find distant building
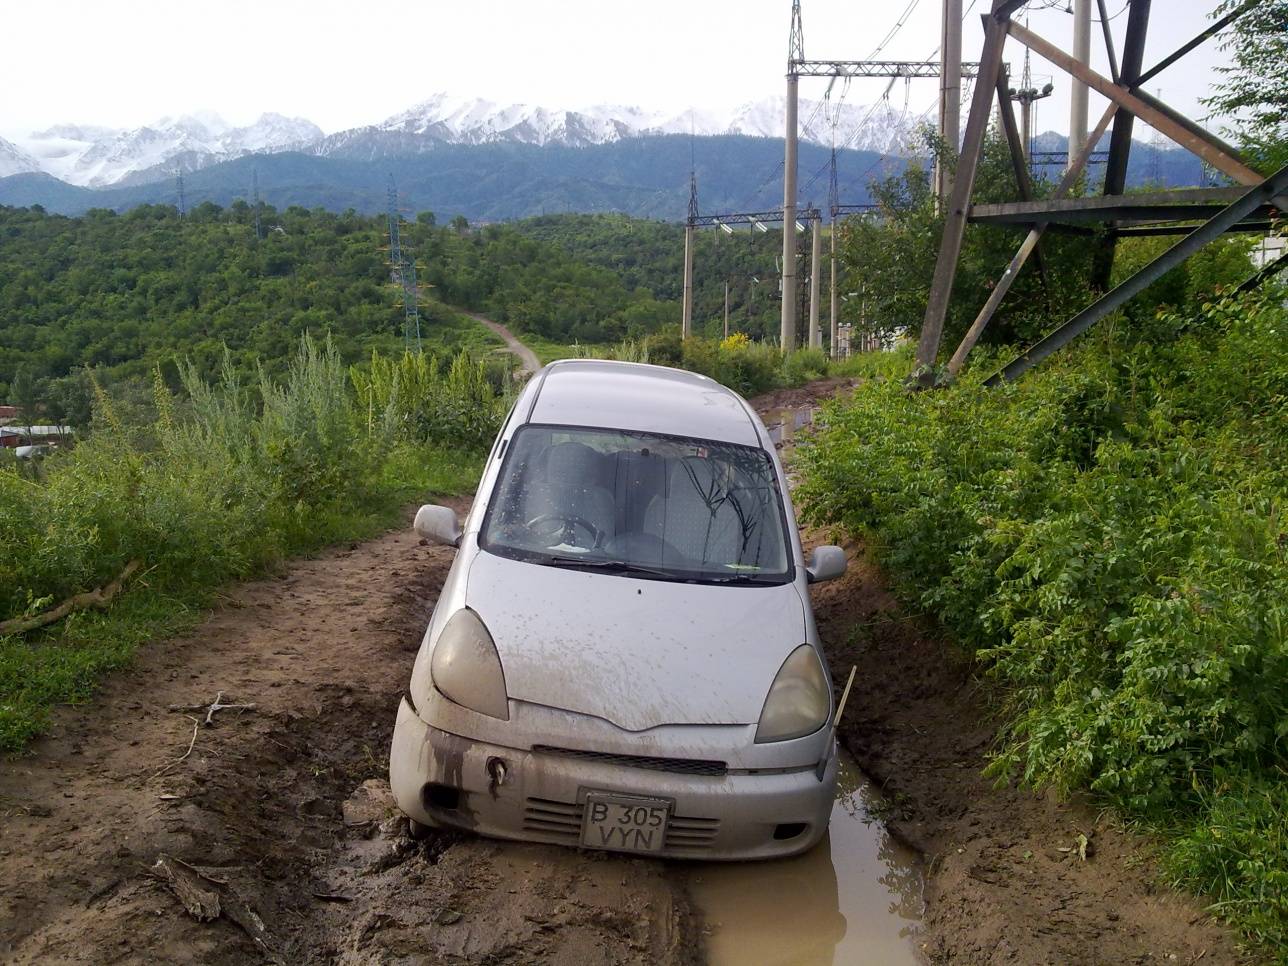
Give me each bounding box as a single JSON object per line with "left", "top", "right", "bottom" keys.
{"left": 0, "top": 425, "right": 73, "bottom": 449}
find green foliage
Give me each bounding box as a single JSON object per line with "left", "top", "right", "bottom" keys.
{"left": 0, "top": 203, "right": 506, "bottom": 401}
{"left": 351, "top": 349, "right": 510, "bottom": 450}
{"left": 0, "top": 202, "right": 880, "bottom": 402}
{"left": 0, "top": 336, "right": 490, "bottom": 751}
{"left": 839, "top": 131, "right": 1102, "bottom": 353}
{"left": 795, "top": 293, "right": 1288, "bottom": 950}
{"left": 1202, "top": 0, "right": 1288, "bottom": 172}
{"left": 578, "top": 329, "right": 901, "bottom": 398}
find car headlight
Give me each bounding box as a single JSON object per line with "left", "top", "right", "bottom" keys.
{"left": 755, "top": 644, "right": 830, "bottom": 743}
{"left": 430, "top": 608, "right": 510, "bottom": 721}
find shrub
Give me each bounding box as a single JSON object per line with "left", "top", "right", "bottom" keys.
{"left": 350, "top": 348, "right": 510, "bottom": 450}
{"left": 0, "top": 336, "right": 489, "bottom": 751}
{"left": 795, "top": 293, "right": 1288, "bottom": 950}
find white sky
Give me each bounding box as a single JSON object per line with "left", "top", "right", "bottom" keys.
{"left": 0, "top": 0, "right": 1230, "bottom": 140}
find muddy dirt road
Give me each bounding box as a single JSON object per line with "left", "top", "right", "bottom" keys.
{"left": 0, "top": 378, "right": 1249, "bottom": 965}
{"left": 0, "top": 495, "right": 691, "bottom": 964}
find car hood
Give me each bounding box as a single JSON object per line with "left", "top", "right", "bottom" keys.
{"left": 465, "top": 550, "right": 807, "bottom": 731}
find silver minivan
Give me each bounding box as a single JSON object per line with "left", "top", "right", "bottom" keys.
{"left": 389, "top": 359, "right": 847, "bottom": 860}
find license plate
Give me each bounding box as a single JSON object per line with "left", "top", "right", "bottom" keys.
{"left": 580, "top": 793, "right": 670, "bottom": 854}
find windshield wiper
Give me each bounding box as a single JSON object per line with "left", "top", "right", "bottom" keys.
{"left": 702, "top": 572, "right": 775, "bottom": 585}
{"left": 543, "top": 556, "right": 675, "bottom": 580}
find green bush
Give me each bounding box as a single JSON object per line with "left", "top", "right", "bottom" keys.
{"left": 0, "top": 337, "right": 491, "bottom": 751}
{"left": 795, "top": 293, "right": 1288, "bottom": 951}
{"left": 350, "top": 348, "right": 511, "bottom": 450}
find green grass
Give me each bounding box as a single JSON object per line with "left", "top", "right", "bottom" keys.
{"left": 514, "top": 332, "right": 582, "bottom": 366}
{"left": 420, "top": 301, "right": 507, "bottom": 357}
{"left": 0, "top": 336, "right": 497, "bottom": 754}
{"left": 0, "top": 442, "right": 482, "bottom": 753}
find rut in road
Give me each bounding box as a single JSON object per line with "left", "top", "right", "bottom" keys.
{"left": 0, "top": 495, "right": 694, "bottom": 965}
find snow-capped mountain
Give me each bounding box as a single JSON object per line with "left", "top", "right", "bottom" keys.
{"left": 0, "top": 136, "right": 41, "bottom": 178}
{"left": 17, "top": 113, "right": 321, "bottom": 188}
{"left": 351, "top": 93, "right": 918, "bottom": 154}
{"left": 9, "top": 94, "right": 919, "bottom": 188}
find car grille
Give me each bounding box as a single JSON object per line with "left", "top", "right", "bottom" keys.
{"left": 522, "top": 797, "right": 721, "bottom": 853}
{"left": 532, "top": 744, "right": 728, "bottom": 777}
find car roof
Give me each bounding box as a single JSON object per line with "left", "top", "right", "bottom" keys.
{"left": 524, "top": 359, "right": 762, "bottom": 447}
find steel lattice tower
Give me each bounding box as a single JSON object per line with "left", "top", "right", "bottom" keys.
{"left": 386, "top": 175, "right": 421, "bottom": 352}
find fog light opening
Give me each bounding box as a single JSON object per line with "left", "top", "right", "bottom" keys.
{"left": 773, "top": 822, "right": 808, "bottom": 841}
{"left": 423, "top": 783, "right": 461, "bottom": 811}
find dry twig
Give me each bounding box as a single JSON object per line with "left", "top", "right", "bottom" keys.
{"left": 150, "top": 715, "right": 200, "bottom": 781}
{"left": 168, "top": 691, "right": 258, "bottom": 726}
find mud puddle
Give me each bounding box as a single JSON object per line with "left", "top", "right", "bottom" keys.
{"left": 765, "top": 406, "right": 815, "bottom": 447}
{"left": 688, "top": 750, "right": 924, "bottom": 966}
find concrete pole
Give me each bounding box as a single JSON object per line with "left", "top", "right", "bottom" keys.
{"left": 1069, "top": 0, "right": 1091, "bottom": 173}
{"left": 681, "top": 224, "right": 695, "bottom": 338}
{"left": 780, "top": 73, "right": 799, "bottom": 351}
{"left": 829, "top": 225, "right": 839, "bottom": 358}
{"left": 1020, "top": 99, "right": 1032, "bottom": 163}
{"left": 723, "top": 280, "right": 730, "bottom": 339}
{"left": 808, "top": 217, "right": 821, "bottom": 348}
{"left": 936, "top": 0, "right": 963, "bottom": 202}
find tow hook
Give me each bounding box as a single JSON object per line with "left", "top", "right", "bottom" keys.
{"left": 486, "top": 757, "right": 508, "bottom": 795}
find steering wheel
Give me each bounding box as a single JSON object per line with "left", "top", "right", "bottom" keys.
{"left": 525, "top": 512, "right": 603, "bottom": 548}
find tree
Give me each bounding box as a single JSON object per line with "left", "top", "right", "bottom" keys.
{"left": 450, "top": 215, "right": 470, "bottom": 234}
{"left": 836, "top": 129, "right": 1097, "bottom": 354}
{"left": 1202, "top": 0, "right": 1288, "bottom": 172}
{"left": 10, "top": 365, "right": 42, "bottom": 430}
{"left": 416, "top": 211, "right": 437, "bottom": 227}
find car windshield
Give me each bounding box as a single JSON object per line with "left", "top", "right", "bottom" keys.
{"left": 480, "top": 424, "right": 792, "bottom": 584}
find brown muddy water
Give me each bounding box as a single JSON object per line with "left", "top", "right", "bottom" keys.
{"left": 688, "top": 750, "right": 925, "bottom": 965}
{"left": 688, "top": 400, "right": 925, "bottom": 963}
{"left": 765, "top": 407, "right": 816, "bottom": 447}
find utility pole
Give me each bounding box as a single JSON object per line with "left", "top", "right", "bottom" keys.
{"left": 937, "top": 0, "right": 963, "bottom": 201}
{"left": 828, "top": 147, "right": 840, "bottom": 358}
{"left": 682, "top": 170, "right": 697, "bottom": 338}
{"left": 808, "top": 214, "right": 822, "bottom": 348}
{"left": 251, "top": 167, "right": 263, "bottom": 241}
{"left": 175, "top": 168, "right": 186, "bottom": 218}
{"left": 723, "top": 280, "right": 730, "bottom": 338}
{"left": 781, "top": 0, "right": 804, "bottom": 351}
{"left": 1069, "top": 0, "right": 1091, "bottom": 172}
{"left": 1007, "top": 41, "right": 1052, "bottom": 162}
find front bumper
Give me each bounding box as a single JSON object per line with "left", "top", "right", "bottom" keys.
{"left": 389, "top": 697, "right": 837, "bottom": 861}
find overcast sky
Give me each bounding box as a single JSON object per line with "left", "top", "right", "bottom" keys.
{"left": 1, "top": 0, "right": 1230, "bottom": 140}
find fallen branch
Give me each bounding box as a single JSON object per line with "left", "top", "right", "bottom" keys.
{"left": 153, "top": 854, "right": 221, "bottom": 921}
{"left": 0, "top": 560, "right": 141, "bottom": 636}
{"left": 152, "top": 854, "right": 280, "bottom": 961}
{"left": 168, "top": 691, "right": 258, "bottom": 727}
{"left": 150, "top": 715, "right": 200, "bottom": 782}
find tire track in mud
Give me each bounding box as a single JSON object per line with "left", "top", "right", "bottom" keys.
{"left": 0, "top": 496, "right": 695, "bottom": 965}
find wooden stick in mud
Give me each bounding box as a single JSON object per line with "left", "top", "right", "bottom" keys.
{"left": 0, "top": 560, "right": 141, "bottom": 636}
{"left": 816, "top": 665, "right": 858, "bottom": 781}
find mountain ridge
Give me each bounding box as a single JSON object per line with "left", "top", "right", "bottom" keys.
{"left": 8, "top": 94, "right": 921, "bottom": 189}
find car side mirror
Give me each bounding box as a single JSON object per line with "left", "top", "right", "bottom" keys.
{"left": 806, "top": 545, "right": 847, "bottom": 584}
{"left": 414, "top": 504, "right": 462, "bottom": 548}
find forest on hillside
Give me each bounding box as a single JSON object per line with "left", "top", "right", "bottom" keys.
{"left": 0, "top": 201, "right": 809, "bottom": 409}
